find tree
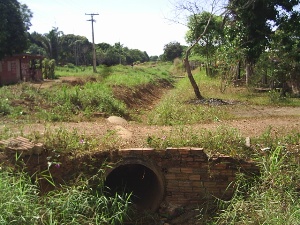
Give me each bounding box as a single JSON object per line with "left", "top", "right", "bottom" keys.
{"left": 149, "top": 55, "right": 159, "bottom": 61}
{"left": 59, "top": 34, "right": 91, "bottom": 65}
{"left": 172, "top": 0, "right": 220, "bottom": 99}
{"left": 46, "top": 27, "right": 63, "bottom": 61}
{"left": 267, "top": 11, "right": 300, "bottom": 96}
{"left": 185, "top": 11, "right": 224, "bottom": 76}
{"left": 96, "top": 42, "right": 150, "bottom": 66}
{"left": 226, "top": 0, "right": 300, "bottom": 84}
{"left": 0, "top": 0, "right": 32, "bottom": 59}
{"left": 29, "top": 28, "right": 63, "bottom": 62}
{"left": 162, "top": 42, "right": 183, "bottom": 61}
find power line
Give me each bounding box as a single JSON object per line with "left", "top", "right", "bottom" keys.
{"left": 85, "top": 13, "right": 99, "bottom": 73}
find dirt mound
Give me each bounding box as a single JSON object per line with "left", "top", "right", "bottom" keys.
{"left": 113, "top": 79, "right": 173, "bottom": 110}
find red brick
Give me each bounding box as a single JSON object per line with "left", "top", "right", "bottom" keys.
{"left": 166, "top": 180, "right": 179, "bottom": 186}
{"left": 214, "top": 163, "right": 228, "bottom": 170}
{"left": 178, "top": 181, "right": 192, "bottom": 187}
{"left": 165, "top": 173, "right": 176, "bottom": 180}
{"left": 176, "top": 174, "right": 189, "bottom": 180}
{"left": 178, "top": 148, "right": 191, "bottom": 155}
{"left": 191, "top": 181, "right": 203, "bottom": 187}
{"left": 180, "top": 187, "right": 193, "bottom": 192}
{"left": 180, "top": 168, "right": 193, "bottom": 173}
{"left": 185, "top": 157, "right": 195, "bottom": 162}
{"left": 142, "top": 148, "right": 155, "bottom": 155}
{"left": 166, "top": 148, "right": 179, "bottom": 154}
{"left": 189, "top": 174, "right": 201, "bottom": 181}
{"left": 168, "top": 167, "right": 181, "bottom": 173}
{"left": 192, "top": 187, "right": 205, "bottom": 192}
{"left": 203, "top": 181, "right": 216, "bottom": 187}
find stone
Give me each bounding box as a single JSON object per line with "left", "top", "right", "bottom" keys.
{"left": 107, "top": 116, "right": 127, "bottom": 125}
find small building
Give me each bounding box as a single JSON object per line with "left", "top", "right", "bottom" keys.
{"left": 0, "top": 54, "right": 44, "bottom": 86}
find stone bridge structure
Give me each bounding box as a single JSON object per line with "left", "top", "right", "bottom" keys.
{"left": 0, "top": 137, "right": 258, "bottom": 213}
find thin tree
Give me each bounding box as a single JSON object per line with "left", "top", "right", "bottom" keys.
{"left": 172, "top": 0, "right": 221, "bottom": 99}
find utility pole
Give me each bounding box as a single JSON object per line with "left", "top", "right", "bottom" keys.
{"left": 85, "top": 13, "right": 99, "bottom": 73}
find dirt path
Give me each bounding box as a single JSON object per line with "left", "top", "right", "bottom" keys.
{"left": 2, "top": 110, "right": 299, "bottom": 149}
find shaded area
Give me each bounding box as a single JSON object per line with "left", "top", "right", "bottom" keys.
{"left": 104, "top": 164, "right": 164, "bottom": 211}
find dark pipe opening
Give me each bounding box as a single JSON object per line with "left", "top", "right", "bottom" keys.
{"left": 104, "top": 163, "right": 164, "bottom": 211}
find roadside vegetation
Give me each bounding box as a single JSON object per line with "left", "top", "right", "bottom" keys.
{"left": 0, "top": 62, "right": 172, "bottom": 123}
{"left": 1, "top": 62, "right": 300, "bottom": 224}
{"left": 0, "top": 166, "right": 132, "bottom": 225}
{"left": 211, "top": 145, "right": 300, "bottom": 225}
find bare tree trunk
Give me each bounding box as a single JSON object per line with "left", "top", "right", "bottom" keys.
{"left": 184, "top": 52, "right": 203, "bottom": 99}
{"left": 236, "top": 60, "right": 241, "bottom": 80}
{"left": 245, "top": 60, "right": 253, "bottom": 85}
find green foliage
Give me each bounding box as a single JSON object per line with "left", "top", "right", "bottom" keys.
{"left": 268, "top": 89, "right": 289, "bottom": 103}
{"left": 37, "top": 81, "right": 127, "bottom": 122}
{"left": 148, "top": 71, "right": 232, "bottom": 125}
{"left": 186, "top": 11, "right": 224, "bottom": 76}
{"left": 0, "top": 168, "right": 42, "bottom": 225}
{"left": 39, "top": 126, "right": 123, "bottom": 154}
{"left": 162, "top": 42, "right": 184, "bottom": 61}
{"left": 0, "top": 63, "right": 173, "bottom": 123}
{"left": 103, "top": 63, "right": 172, "bottom": 87}
{"left": 171, "top": 58, "right": 185, "bottom": 76}
{"left": 43, "top": 180, "right": 132, "bottom": 225}
{"left": 42, "top": 127, "right": 99, "bottom": 154}
{"left": 0, "top": 0, "right": 31, "bottom": 59}
{"left": 42, "top": 58, "right": 56, "bottom": 79}
{"left": 96, "top": 42, "right": 150, "bottom": 66}
{"left": 213, "top": 146, "right": 300, "bottom": 225}
{"left": 59, "top": 34, "right": 91, "bottom": 65}
{"left": 0, "top": 166, "right": 133, "bottom": 225}
{"left": 0, "top": 97, "right": 12, "bottom": 116}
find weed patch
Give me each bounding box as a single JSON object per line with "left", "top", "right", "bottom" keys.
{"left": 213, "top": 146, "right": 300, "bottom": 225}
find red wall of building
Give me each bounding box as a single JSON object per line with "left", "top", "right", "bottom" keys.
{"left": 0, "top": 54, "right": 43, "bottom": 86}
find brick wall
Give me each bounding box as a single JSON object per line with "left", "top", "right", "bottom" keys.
{"left": 106, "top": 147, "right": 258, "bottom": 207}
{"left": 3, "top": 142, "right": 259, "bottom": 210}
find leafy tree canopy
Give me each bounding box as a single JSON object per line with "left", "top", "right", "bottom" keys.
{"left": 0, "top": 0, "right": 32, "bottom": 59}
{"left": 162, "top": 41, "right": 184, "bottom": 61}
{"left": 226, "top": 0, "right": 300, "bottom": 63}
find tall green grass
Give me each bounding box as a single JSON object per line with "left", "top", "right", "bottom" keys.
{"left": 213, "top": 146, "right": 300, "bottom": 225}
{"left": 0, "top": 166, "right": 133, "bottom": 225}
{"left": 0, "top": 168, "right": 41, "bottom": 225}
{"left": 38, "top": 82, "right": 127, "bottom": 122}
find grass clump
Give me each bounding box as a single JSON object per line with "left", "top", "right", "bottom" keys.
{"left": 0, "top": 168, "right": 42, "bottom": 225}
{"left": 147, "top": 74, "right": 232, "bottom": 125}
{"left": 37, "top": 82, "right": 127, "bottom": 122}
{"left": 43, "top": 179, "right": 132, "bottom": 225}
{"left": 0, "top": 166, "right": 133, "bottom": 225}
{"left": 42, "top": 127, "right": 99, "bottom": 154}
{"left": 147, "top": 126, "right": 251, "bottom": 158}
{"left": 213, "top": 146, "right": 300, "bottom": 225}
{"left": 29, "top": 126, "right": 122, "bottom": 155}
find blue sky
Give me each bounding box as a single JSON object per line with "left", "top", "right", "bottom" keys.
{"left": 21, "top": 0, "right": 189, "bottom": 56}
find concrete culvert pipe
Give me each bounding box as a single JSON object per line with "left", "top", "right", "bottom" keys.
{"left": 104, "top": 160, "right": 165, "bottom": 212}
